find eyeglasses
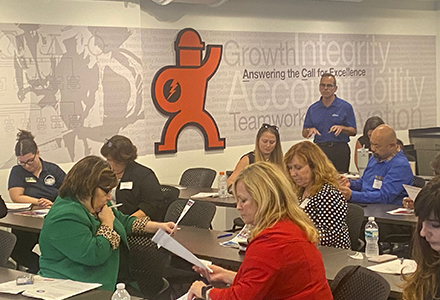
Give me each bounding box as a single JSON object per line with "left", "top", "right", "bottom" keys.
{"left": 17, "top": 153, "right": 37, "bottom": 167}
{"left": 98, "top": 186, "right": 113, "bottom": 195}
{"left": 261, "top": 123, "right": 279, "bottom": 131}
{"left": 319, "top": 83, "right": 335, "bottom": 89}
{"left": 104, "top": 138, "right": 113, "bottom": 148}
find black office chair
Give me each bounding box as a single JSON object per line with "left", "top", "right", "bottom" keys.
{"left": 231, "top": 217, "right": 245, "bottom": 232}
{"left": 412, "top": 175, "right": 426, "bottom": 188}
{"left": 164, "top": 199, "right": 216, "bottom": 229}
{"left": 128, "top": 233, "right": 171, "bottom": 300}
{"left": 0, "top": 230, "right": 16, "bottom": 268}
{"left": 346, "top": 203, "right": 364, "bottom": 251}
{"left": 331, "top": 265, "right": 390, "bottom": 300}
{"left": 179, "top": 167, "right": 217, "bottom": 188}
{"left": 163, "top": 200, "right": 217, "bottom": 295}
{"left": 160, "top": 185, "right": 180, "bottom": 221}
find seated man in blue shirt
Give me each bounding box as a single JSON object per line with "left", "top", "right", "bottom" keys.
{"left": 340, "top": 124, "right": 413, "bottom": 205}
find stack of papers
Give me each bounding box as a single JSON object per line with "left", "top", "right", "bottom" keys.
{"left": 6, "top": 203, "right": 32, "bottom": 212}
{"left": 14, "top": 209, "right": 50, "bottom": 219}
{"left": 220, "top": 225, "right": 251, "bottom": 249}
{"left": 367, "top": 258, "right": 417, "bottom": 275}
{"left": 190, "top": 192, "right": 219, "bottom": 199}
{"left": 387, "top": 208, "right": 414, "bottom": 215}
{"left": 0, "top": 276, "right": 101, "bottom": 300}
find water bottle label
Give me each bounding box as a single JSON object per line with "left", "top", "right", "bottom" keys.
{"left": 365, "top": 229, "right": 378, "bottom": 238}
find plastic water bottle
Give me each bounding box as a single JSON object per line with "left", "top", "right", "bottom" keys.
{"left": 218, "top": 171, "right": 228, "bottom": 198}
{"left": 365, "top": 216, "right": 379, "bottom": 257}
{"left": 111, "top": 283, "right": 130, "bottom": 300}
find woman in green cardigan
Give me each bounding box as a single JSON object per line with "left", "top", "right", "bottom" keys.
{"left": 38, "top": 156, "right": 175, "bottom": 291}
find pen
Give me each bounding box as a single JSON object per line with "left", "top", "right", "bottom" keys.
{"left": 96, "top": 203, "right": 123, "bottom": 213}
{"left": 109, "top": 203, "right": 123, "bottom": 209}
{"left": 217, "top": 233, "right": 233, "bottom": 239}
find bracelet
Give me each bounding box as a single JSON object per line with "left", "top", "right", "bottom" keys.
{"left": 201, "top": 284, "right": 213, "bottom": 299}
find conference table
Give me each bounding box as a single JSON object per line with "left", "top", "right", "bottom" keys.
{"left": 173, "top": 226, "right": 404, "bottom": 300}
{"left": 360, "top": 203, "right": 417, "bottom": 226}
{"left": 176, "top": 186, "right": 236, "bottom": 207}
{"left": 178, "top": 186, "right": 418, "bottom": 228}
{"left": 0, "top": 267, "right": 114, "bottom": 300}
{"left": 0, "top": 208, "right": 408, "bottom": 299}
{"left": 0, "top": 201, "right": 417, "bottom": 234}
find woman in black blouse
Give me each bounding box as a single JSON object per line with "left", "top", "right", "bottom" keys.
{"left": 100, "top": 135, "right": 165, "bottom": 221}
{"left": 354, "top": 116, "right": 384, "bottom": 170}
{"left": 284, "top": 141, "right": 350, "bottom": 249}
{"left": 227, "top": 123, "right": 284, "bottom": 189}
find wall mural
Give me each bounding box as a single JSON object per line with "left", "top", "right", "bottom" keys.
{"left": 152, "top": 28, "right": 225, "bottom": 154}
{"left": 0, "top": 24, "right": 436, "bottom": 167}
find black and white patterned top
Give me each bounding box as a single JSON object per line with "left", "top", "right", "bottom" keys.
{"left": 299, "top": 183, "right": 351, "bottom": 249}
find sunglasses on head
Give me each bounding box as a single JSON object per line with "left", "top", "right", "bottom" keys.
{"left": 104, "top": 138, "right": 113, "bottom": 148}
{"left": 98, "top": 186, "right": 112, "bottom": 194}
{"left": 261, "top": 123, "right": 279, "bottom": 131}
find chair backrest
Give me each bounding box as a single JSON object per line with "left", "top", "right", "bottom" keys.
{"left": 160, "top": 185, "right": 180, "bottom": 221}
{"left": 0, "top": 230, "right": 16, "bottom": 268}
{"left": 179, "top": 168, "right": 217, "bottom": 188}
{"left": 412, "top": 175, "right": 426, "bottom": 188}
{"left": 127, "top": 233, "right": 170, "bottom": 300}
{"left": 346, "top": 203, "right": 364, "bottom": 251}
{"left": 164, "top": 199, "right": 216, "bottom": 229}
{"left": 0, "top": 195, "right": 7, "bottom": 218}
{"left": 331, "top": 265, "right": 390, "bottom": 300}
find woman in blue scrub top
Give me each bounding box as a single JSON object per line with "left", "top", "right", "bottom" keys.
{"left": 8, "top": 130, "right": 65, "bottom": 273}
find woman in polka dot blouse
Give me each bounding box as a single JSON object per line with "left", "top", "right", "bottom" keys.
{"left": 284, "top": 141, "right": 350, "bottom": 249}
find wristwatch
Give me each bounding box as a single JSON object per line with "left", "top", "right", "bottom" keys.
{"left": 201, "top": 284, "right": 213, "bottom": 299}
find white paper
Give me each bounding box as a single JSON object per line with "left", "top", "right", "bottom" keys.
{"left": 176, "top": 292, "right": 191, "bottom": 300}
{"left": 190, "top": 192, "right": 218, "bottom": 199}
{"left": 403, "top": 184, "right": 422, "bottom": 201}
{"left": 152, "top": 229, "right": 211, "bottom": 272}
{"left": 0, "top": 279, "right": 26, "bottom": 294}
{"left": 349, "top": 252, "right": 364, "bottom": 260}
{"left": 14, "top": 209, "right": 50, "bottom": 219}
{"left": 175, "top": 199, "right": 195, "bottom": 226}
{"left": 6, "top": 203, "right": 32, "bottom": 211}
{"left": 367, "top": 258, "right": 417, "bottom": 275}
{"left": 0, "top": 276, "right": 101, "bottom": 300}
{"left": 220, "top": 225, "right": 251, "bottom": 249}
{"left": 386, "top": 208, "right": 414, "bottom": 215}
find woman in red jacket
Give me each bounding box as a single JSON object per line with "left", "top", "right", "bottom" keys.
{"left": 187, "top": 162, "right": 333, "bottom": 300}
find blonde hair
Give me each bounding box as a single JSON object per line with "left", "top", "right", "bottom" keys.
{"left": 254, "top": 125, "right": 284, "bottom": 169}
{"left": 284, "top": 141, "right": 340, "bottom": 197}
{"left": 233, "top": 161, "right": 318, "bottom": 243}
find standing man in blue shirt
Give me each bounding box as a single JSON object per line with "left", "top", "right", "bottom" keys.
{"left": 302, "top": 73, "right": 357, "bottom": 173}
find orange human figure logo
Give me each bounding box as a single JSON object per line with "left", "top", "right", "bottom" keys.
{"left": 152, "top": 28, "right": 225, "bottom": 154}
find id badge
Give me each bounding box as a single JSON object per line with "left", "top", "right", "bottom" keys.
{"left": 120, "top": 181, "right": 133, "bottom": 190}
{"left": 373, "top": 176, "right": 383, "bottom": 189}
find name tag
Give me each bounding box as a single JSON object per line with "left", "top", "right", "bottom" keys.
{"left": 373, "top": 176, "right": 383, "bottom": 189}
{"left": 120, "top": 182, "right": 133, "bottom": 190}
{"left": 25, "top": 177, "right": 37, "bottom": 183}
